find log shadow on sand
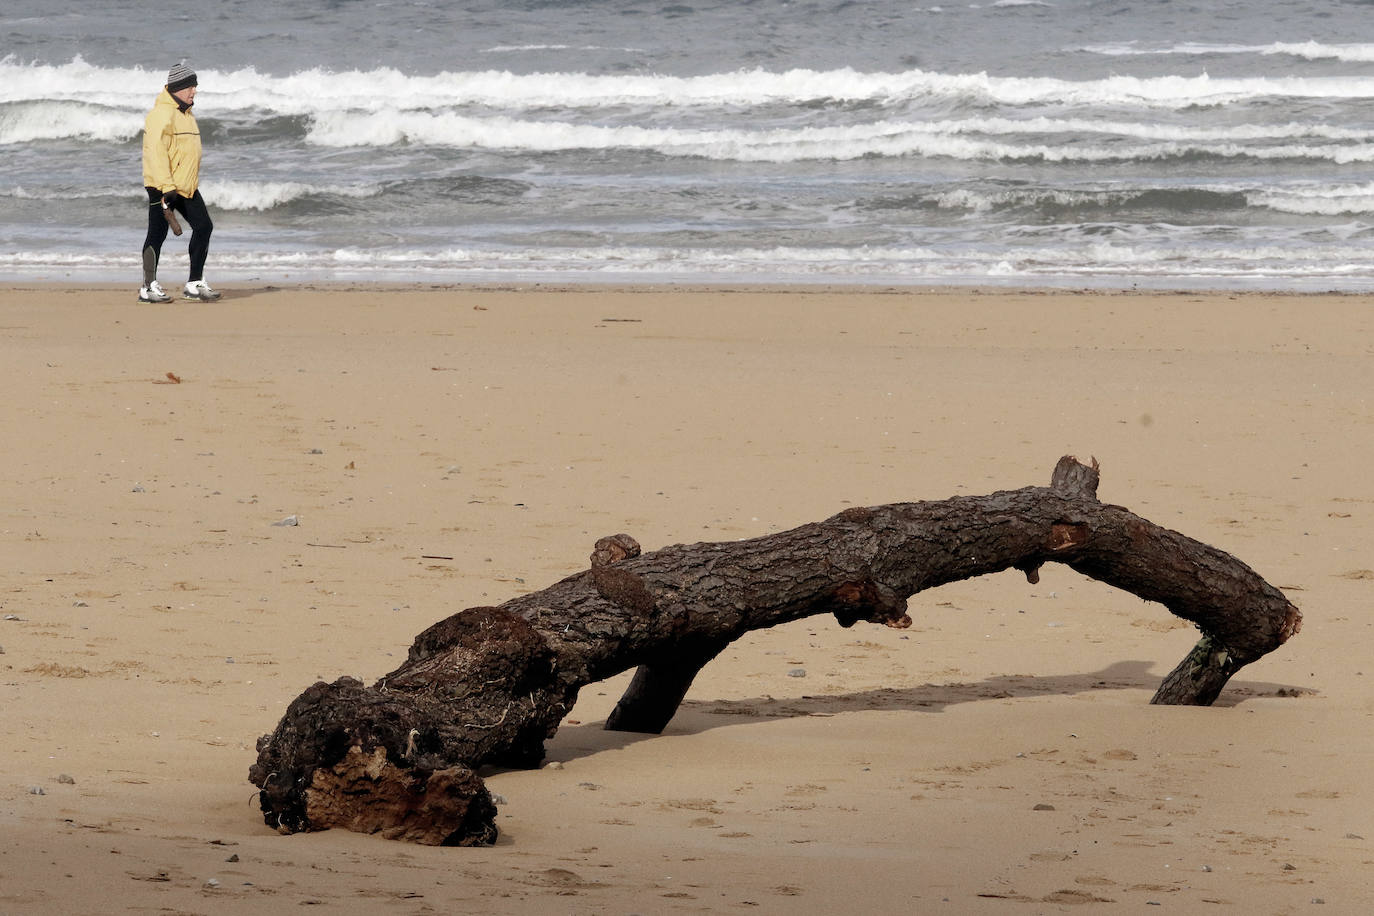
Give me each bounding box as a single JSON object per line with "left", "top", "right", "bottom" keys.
{"left": 529, "top": 659, "right": 1316, "bottom": 763}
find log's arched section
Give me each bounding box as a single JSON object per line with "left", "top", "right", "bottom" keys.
{"left": 249, "top": 456, "right": 1301, "bottom": 845}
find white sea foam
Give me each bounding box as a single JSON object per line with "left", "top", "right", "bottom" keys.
{"left": 10, "top": 237, "right": 1374, "bottom": 289}
{"left": 301, "top": 109, "right": 1374, "bottom": 163}
{"left": 1082, "top": 41, "right": 1374, "bottom": 63}
{"left": 0, "top": 100, "right": 139, "bottom": 143}
{"left": 0, "top": 178, "right": 381, "bottom": 210}
{"left": 198, "top": 179, "right": 380, "bottom": 211}
{"left": 922, "top": 184, "right": 1372, "bottom": 217}
{"left": 928, "top": 187, "right": 1119, "bottom": 212}
{"left": 1251, "top": 183, "right": 1374, "bottom": 216}
{"left": 0, "top": 56, "right": 153, "bottom": 106}
{"left": 943, "top": 116, "right": 1374, "bottom": 143}
{"left": 8, "top": 56, "right": 1374, "bottom": 120}
{"left": 2, "top": 183, "right": 138, "bottom": 201}
{"left": 13, "top": 84, "right": 1372, "bottom": 161}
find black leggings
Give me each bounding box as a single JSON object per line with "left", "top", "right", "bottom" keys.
{"left": 142, "top": 187, "right": 213, "bottom": 284}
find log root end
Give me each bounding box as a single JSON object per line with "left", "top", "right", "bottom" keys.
{"left": 301, "top": 745, "right": 498, "bottom": 846}
{"left": 1280, "top": 603, "right": 1303, "bottom": 643}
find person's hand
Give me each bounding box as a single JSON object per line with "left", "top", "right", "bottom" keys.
{"left": 162, "top": 190, "right": 181, "bottom": 208}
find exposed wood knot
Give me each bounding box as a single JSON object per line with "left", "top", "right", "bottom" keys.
{"left": 1050, "top": 455, "right": 1101, "bottom": 499}
{"left": 592, "top": 565, "right": 656, "bottom": 615}
{"left": 1048, "top": 522, "right": 1089, "bottom": 551}
{"left": 591, "top": 533, "right": 641, "bottom": 568}
{"left": 836, "top": 506, "right": 875, "bottom": 523}
{"left": 827, "top": 579, "right": 909, "bottom": 629}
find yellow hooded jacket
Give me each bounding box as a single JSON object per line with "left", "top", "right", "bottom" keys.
{"left": 141, "top": 89, "right": 202, "bottom": 196}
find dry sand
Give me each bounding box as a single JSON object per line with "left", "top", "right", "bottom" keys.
{"left": 1, "top": 283, "right": 1372, "bottom": 914}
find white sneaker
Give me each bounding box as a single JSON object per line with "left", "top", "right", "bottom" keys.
{"left": 138, "top": 280, "right": 171, "bottom": 303}
{"left": 183, "top": 279, "right": 222, "bottom": 301}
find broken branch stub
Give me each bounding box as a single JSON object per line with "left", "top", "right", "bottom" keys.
{"left": 249, "top": 456, "right": 1300, "bottom": 845}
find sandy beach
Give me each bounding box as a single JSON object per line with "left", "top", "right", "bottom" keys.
{"left": 2, "top": 283, "right": 1372, "bottom": 914}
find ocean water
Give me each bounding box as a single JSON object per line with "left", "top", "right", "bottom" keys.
{"left": 4, "top": 0, "right": 1374, "bottom": 289}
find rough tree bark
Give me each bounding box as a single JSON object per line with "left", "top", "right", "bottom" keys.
{"left": 248, "top": 456, "right": 1301, "bottom": 845}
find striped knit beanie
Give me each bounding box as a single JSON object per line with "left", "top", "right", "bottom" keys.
{"left": 166, "top": 62, "right": 198, "bottom": 92}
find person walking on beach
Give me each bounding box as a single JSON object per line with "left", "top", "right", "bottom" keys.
{"left": 138, "top": 61, "right": 220, "bottom": 302}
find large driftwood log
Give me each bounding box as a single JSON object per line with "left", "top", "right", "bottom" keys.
{"left": 249, "top": 457, "right": 1301, "bottom": 845}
